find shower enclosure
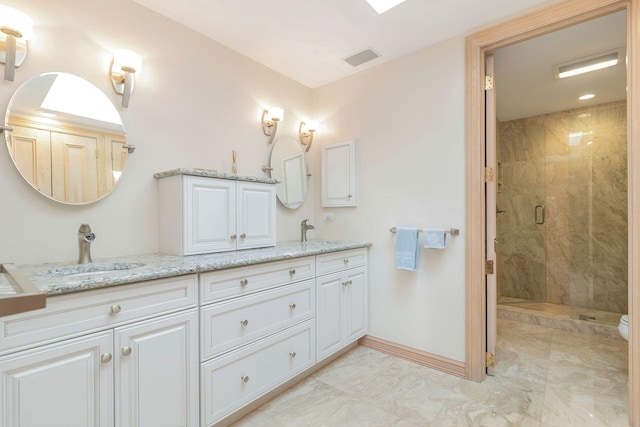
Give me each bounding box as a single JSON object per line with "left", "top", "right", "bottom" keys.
{"left": 496, "top": 102, "right": 628, "bottom": 325}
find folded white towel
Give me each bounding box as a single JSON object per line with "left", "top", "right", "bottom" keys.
{"left": 422, "top": 228, "right": 446, "bottom": 249}
{"left": 395, "top": 227, "right": 419, "bottom": 271}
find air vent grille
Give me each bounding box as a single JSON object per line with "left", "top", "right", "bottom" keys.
{"left": 344, "top": 49, "right": 380, "bottom": 67}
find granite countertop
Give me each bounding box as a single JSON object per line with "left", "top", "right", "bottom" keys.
{"left": 153, "top": 168, "right": 278, "bottom": 184}
{"left": 0, "top": 241, "right": 371, "bottom": 297}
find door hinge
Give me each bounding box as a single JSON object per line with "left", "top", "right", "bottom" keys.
{"left": 484, "top": 167, "right": 494, "bottom": 182}
{"left": 485, "top": 260, "right": 494, "bottom": 275}
{"left": 485, "top": 74, "right": 494, "bottom": 90}
{"left": 486, "top": 352, "right": 495, "bottom": 367}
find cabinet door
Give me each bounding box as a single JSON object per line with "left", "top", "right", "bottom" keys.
{"left": 316, "top": 272, "right": 344, "bottom": 361}
{"left": 321, "top": 139, "right": 356, "bottom": 207}
{"left": 344, "top": 266, "right": 368, "bottom": 343}
{"left": 0, "top": 331, "right": 113, "bottom": 427}
{"left": 50, "top": 131, "right": 100, "bottom": 203}
{"left": 185, "top": 176, "right": 236, "bottom": 254}
{"left": 115, "top": 309, "right": 199, "bottom": 427}
{"left": 6, "top": 125, "right": 52, "bottom": 197}
{"left": 236, "top": 181, "right": 276, "bottom": 249}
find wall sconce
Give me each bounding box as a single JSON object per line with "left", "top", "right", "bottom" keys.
{"left": 0, "top": 6, "right": 34, "bottom": 82}
{"left": 299, "top": 120, "right": 318, "bottom": 152}
{"left": 262, "top": 107, "right": 284, "bottom": 144}
{"left": 111, "top": 49, "right": 142, "bottom": 108}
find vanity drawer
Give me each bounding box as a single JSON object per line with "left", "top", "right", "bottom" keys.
{"left": 0, "top": 275, "right": 197, "bottom": 355}
{"left": 315, "top": 248, "right": 368, "bottom": 276}
{"left": 201, "top": 319, "right": 315, "bottom": 426}
{"left": 201, "top": 279, "right": 314, "bottom": 360}
{"left": 199, "top": 256, "right": 315, "bottom": 304}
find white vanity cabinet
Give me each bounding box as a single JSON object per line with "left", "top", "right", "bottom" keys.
{"left": 321, "top": 139, "right": 357, "bottom": 207}
{"left": 158, "top": 174, "right": 276, "bottom": 255}
{"left": 316, "top": 249, "right": 368, "bottom": 362}
{"left": 199, "top": 258, "right": 317, "bottom": 426}
{"left": 0, "top": 275, "right": 199, "bottom": 427}
{"left": 0, "top": 331, "right": 114, "bottom": 427}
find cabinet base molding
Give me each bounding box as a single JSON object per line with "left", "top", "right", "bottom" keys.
{"left": 358, "top": 335, "right": 465, "bottom": 378}
{"left": 211, "top": 342, "right": 357, "bottom": 427}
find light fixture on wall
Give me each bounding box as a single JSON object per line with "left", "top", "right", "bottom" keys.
{"left": 262, "top": 107, "right": 284, "bottom": 144}
{"left": 111, "top": 49, "right": 142, "bottom": 108}
{"left": 298, "top": 120, "right": 318, "bottom": 152}
{"left": 0, "top": 5, "right": 33, "bottom": 82}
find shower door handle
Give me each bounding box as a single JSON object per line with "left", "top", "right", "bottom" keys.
{"left": 535, "top": 204, "right": 545, "bottom": 224}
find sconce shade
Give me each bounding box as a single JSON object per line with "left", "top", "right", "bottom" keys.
{"left": 112, "top": 49, "right": 142, "bottom": 74}
{"left": 305, "top": 120, "right": 319, "bottom": 132}
{"left": 0, "top": 5, "right": 33, "bottom": 81}
{"left": 111, "top": 49, "right": 141, "bottom": 108}
{"left": 267, "top": 107, "right": 284, "bottom": 122}
{"left": 0, "top": 6, "right": 33, "bottom": 40}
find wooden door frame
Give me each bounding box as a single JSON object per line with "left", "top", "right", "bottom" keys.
{"left": 464, "top": 0, "right": 639, "bottom": 425}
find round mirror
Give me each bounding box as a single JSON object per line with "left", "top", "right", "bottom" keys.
{"left": 4, "top": 72, "right": 129, "bottom": 205}
{"left": 270, "top": 135, "right": 309, "bottom": 209}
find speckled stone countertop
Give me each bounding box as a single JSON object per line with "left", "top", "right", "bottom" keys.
{"left": 0, "top": 241, "right": 371, "bottom": 297}
{"left": 153, "top": 168, "right": 278, "bottom": 184}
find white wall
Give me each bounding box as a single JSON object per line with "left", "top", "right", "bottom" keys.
{"left": 312, "top": 37, "right": 467, "bottom": 361}
{"left": 0, "top": 0, "right": 315, "bottom": 264}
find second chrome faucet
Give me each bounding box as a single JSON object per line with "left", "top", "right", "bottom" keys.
{"left": 300, "top": 219, "right": 314, "bottom": 242}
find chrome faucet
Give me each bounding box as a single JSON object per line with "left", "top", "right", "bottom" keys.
{"left": 77, "top": 223, "right": 96, "bottom": 264}
{"left": 300, "top": 219, "right": 315, "bottom": 242}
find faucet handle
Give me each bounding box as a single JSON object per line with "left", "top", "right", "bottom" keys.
{"left": 78, "top": 223, "right": 92, "bottom": 233}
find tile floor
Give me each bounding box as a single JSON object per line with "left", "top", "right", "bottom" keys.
{"left": 232, "top": 318, "right": 629, "bottom": 426}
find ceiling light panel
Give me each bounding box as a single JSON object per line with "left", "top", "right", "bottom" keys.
{"left": 554, "top": 48, "right": 624, "bottom": 79}
{"left": 366, "top": 0, "right": 408, "bottom": 14}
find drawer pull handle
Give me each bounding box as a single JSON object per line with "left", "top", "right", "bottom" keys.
{"left": 230, "top": 234, "right": 237, "bottom": 240}
{"left": 289, "top": 351, "right": 297, "bottom": 358}
{"left": 241, "top": 375, "right": 250, "bottom": 383}
{"left": 289, "top": 303, "right": 296, "bottom": 310}
{"left": 240, "top": 319, "right": 249, "bottom": 327}
{"left": 121, "top": 347, "right": 132, "bottom": 356}
{"left": 240, "top": 279, "right": 248, "bottom": 287}
{"left": 100, "top": 353, "right": 112, "bottom": 363}
{"left": 110, "top": 304, "right": 122, "bottom": 315}
{"left": 342, "top": 280, "right": 352, "bottom": 287}
{"left": 289, "top": 269, "right": 296, "bottom": 275}
{"left": 240, "top": 233, "right": 247, "bottom": 239}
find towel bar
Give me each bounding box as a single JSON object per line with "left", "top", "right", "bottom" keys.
{"left": 389, "top": 227, "right": 459, "bottom": 236}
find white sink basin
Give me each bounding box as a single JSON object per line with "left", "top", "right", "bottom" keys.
{"left": 44, "top": 262, "right": 145, "bottom": 278}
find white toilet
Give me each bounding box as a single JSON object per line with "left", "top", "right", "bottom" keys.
{"left": 619, "top": 315, "right": 629, "bottom": 341}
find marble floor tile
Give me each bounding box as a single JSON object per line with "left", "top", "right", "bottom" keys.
{"left": 231, "top": 317, "right": 629, "bottom": 427}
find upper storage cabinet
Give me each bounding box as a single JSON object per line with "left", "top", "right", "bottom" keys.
{"left": 156, "top": 171, "right": 276, "bottom": 255}
{"left": 321, "top": 140, "right": 356, "bottom": 207}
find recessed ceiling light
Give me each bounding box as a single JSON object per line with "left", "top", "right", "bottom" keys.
{"left": 579, "top": 94, "right": 595, "bottom": 100}
{"left": 554, "top": 48, "right": 624, "bottom": 79}
{"left": 366, "top": 0, "right": 407, "bottom": 14}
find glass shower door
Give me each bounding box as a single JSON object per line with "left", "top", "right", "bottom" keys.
{"left": 496, "top": 122, "right": 547, "bottom": 305}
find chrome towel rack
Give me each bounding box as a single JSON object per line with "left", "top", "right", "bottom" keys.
{"left": 389, "top": 227, "right": 460, "bottom": 236}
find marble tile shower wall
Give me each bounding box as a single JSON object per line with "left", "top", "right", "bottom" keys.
{"left": 497, "top": 102, "right": 628, "bottom": 314}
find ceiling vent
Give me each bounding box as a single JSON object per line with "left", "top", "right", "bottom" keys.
{"left": 344, "top": 49, "right": 380, "bottom": 67}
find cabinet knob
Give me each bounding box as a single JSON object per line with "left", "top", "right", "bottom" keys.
{"left": 342, "top": 281, "right": 348, "bottom": 287}
{"left": 289, "top": 351, "right": 297, "bottom": 359}
{"left": 289, "top": 303, "right": 296, "bottom": 310}
{"left": 240, "top": 233, "right": 247, "bottom": 239}
{"left": 230, "top": 234, "right": 237, "bottom": 240}
{"left": 241, "top": 375, "right": 250, "bottom": 383}
{"left": 121, "top": 346, "right": 132, "bottom": 356}
{"left": 289, "top": 269, "right": 296, "bottom": 275}
{"left": 100, "top": 353, "right": 112, "bottom": 363}
{"left": 348, "top": 195, "right": 353, "bottom": 198}
{"left": 343, "top": 259, "right": 349, "bottom": 264}
{"left": 347, "top": 280, "right": 353, "bottom": 285}
{"left": 240, "top": 319, "right": 249, "bottom": 327}
{"left": 110, "top": 304, "right": 121, "bottom": 315}
{"left": 240, "top": 279, "right": 248, "bottom": 287}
